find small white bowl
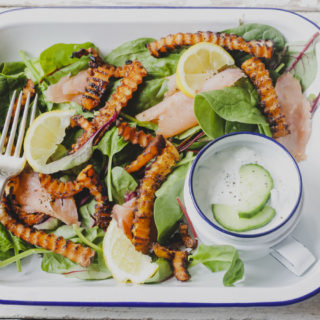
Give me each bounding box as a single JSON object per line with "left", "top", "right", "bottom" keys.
{"left": 184, "top": 132, "right": 303, "bottom": 260}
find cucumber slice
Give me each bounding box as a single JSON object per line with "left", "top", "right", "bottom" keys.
{"left": 238, "top": 164, "right": 273, "bottom": 218}
{"left": 212, "top": 204, "right": 276, "bottom": 232}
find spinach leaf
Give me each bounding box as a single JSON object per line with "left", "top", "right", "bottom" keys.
{"left": 41, "top": 251, "right": 111, "bottom": 280}
{"left": 145, "top": 258, "right": 172, "bottom": 284}
{"left": 285, "top": 42, "right": 318, "bottom": 91}
{"left": 111, "top": 166, "right": 138, "bottom": 204}
{"left": 194, "top": 98, "right": 225, "bottom": 139}
{"left": 225, "top": 121, "right": 257, "bottom": 134}
{"left": 19, "top": 51, "right": 44, "bottom": 84}
{"left": 0, "top": 61, "right": 25, "bottom": 75}
{"left": 154, "top": 159, "right": 191, "bottom": 243}
{"left": 224, "top": 23, "right": 286, "bottom": 50}
{"left": 104, "top": 38, "right": 183, "bottom": 78}
{"left": 194, "top": 78, "right": 269, "bottom": 139}
{"left": 79, "top": 199, "right": 96, "bottom": 228}
{"left": 0, "top": 72, "right": 27, "bottom": 127}
{"left": 0, "top": 224, "right": 13, "bottom": 254}
{"left": 45, "top": 57, "right": 90, "bottom": 85}
{"left": 258, "top": 123, "right": 272, "bottom": 137}
{"left": 95, "top": 127, "right": 128, "bottom": 201}
{"left": 43, "top": 223, "right": 110, "bottom": 280}
{"left": 39, "top": 42, "right": 95, "bottom": 75}
{"left": 189, "top": 244, "right": 244, "bottom": 286}
{"left": 53, "top": 225, "right": 78, "bottom": 240}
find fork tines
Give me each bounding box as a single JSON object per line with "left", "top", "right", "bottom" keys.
{"left": 0, "top": 90, "right": 38, "bottom": 157}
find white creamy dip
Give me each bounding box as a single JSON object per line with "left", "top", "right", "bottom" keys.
{"left": 192, "top": 143, "right": 300, "bottom": 234}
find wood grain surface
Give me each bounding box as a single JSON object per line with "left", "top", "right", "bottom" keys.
{"left": 0, "top": 1, "right": 319, "bottom": 319}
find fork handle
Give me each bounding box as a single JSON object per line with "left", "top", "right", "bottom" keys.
{"left": 0, "top": 176, "right": 8, "bottom": 200}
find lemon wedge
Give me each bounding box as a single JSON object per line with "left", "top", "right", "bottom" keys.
{"left": 103, "top": 219, "right": 158, "bottom": 284}
{"left": 176, "top": 42, "right": 234, "bottom": 98}
{"left": 24, "top": 110, "right": 75, "bottom": 172}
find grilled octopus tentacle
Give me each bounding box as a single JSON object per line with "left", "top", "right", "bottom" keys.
{"left": 117, "top": 122, "right": 166, "bottom": 173}
{"left": 179, "top": 223, "right": 196, "bottom": 249}
{"left": 152, "top": 243, "right": 190, "bottom": 282}
{"left": 147, "top": 31, "right": 274, "bottom": 59}
{"left": 93, "top": 60, "right": 147, "bottom": 130}
{"left": 76, "top": 165, "right": 111, "bottom": 229}
{"left": 81, "top": 64, "right": 117, "bottom": 111}
{"left": 241, "top": 57, "right": 289, "bottom": 138}
{"left": 71, "top": 47, "right": 104, "bottom": 68}
{"left": 125, "top": 135, "right": 166, "bottom": 174}
{"left": 71, "top": 60, "right": 147, "bottom": 152}
{"left": 12, "top": 207, "right": 49, "bottom": 227}
{"left": 39, "top": 174, "right": 82, "bottom": 198}
{"left": 153, "top": 242, "right": 174, "bottom": 260}
{"left": 131, "top": 142, "right": 179, "bottom": 254}
{"left": 117, "top": 122, "right": 154, "bottom": 147}
{"left": 0, "top": 197, "right": 95, "bottom": 267}
{"left": 172, "top": 251, "right": 190, "bottom": 282}
{"left": 39, "top": 165, "right": 111, "bottom": 229}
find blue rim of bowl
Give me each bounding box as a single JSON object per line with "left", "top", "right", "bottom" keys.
{"left": 189, "top": 131, "right": 303, "bottom": 238}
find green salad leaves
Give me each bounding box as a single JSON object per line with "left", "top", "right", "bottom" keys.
{"left": 194, "top": 78, "right": 271, "bottom": 138}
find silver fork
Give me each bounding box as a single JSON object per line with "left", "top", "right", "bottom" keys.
{"left": 0, "top": 90, "right": 38, "bottom": 198}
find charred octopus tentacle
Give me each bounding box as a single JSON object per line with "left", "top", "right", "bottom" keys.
{"left": 241, "top": 57, "right": 289, "bottom": 138}
{"left": 146, "top": 31, "right": 274, "bottom": 59}
{"left": 0, "top": 196, "right": 95, "bottom": 267}
{"left": 39, "top": 165, "right": 111, "bottom": 229}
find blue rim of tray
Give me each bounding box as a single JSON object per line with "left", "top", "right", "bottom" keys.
{"left": 0, "top": 5, "right": 319, "bottom": 308}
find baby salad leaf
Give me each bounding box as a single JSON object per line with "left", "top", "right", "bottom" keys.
{"left": 189, "top": 244, "right": 244, "bottom": 286}
{"left": 95, "top": 126, "right": 128, "bottom": 157}
{"left": 39, "top": 42, "right": 95, "bottom": 75}
{"left": 19, "top": 51, "right": 44, "bottom": 84}
{"left": 111, "top": 166, "right": 138, "bottom": 204}
{"left": 79, "top": 199, "right": 96, "bottom": 228}
{"left": 194, "top": 98, "right": 225, "bottom": 139}
{"left": 145, "top": 258, "right": 172, "bottom": 284}
{"left": 41, "top": 252, "right": 111, "bottom": 280}
{"left": 96, "top": 126, "right": 128, "bottom": 201}
{"left": 104, "top": 38, "right": 183, "bottom": 78}
{"left": 285, "top": 41, "right": 318, "bottom": 91}
{"left": 0, "top": 61, "right": 25, "bottom": 75}
{"left": 154, "top": 159, "right": 191, "bottom": 243}
{"left": 45, "top": 57, "right": 90, "bottom": 85}
{"left": 194, "top": 78, "right": 270, "bottom": 138}
{"left": 223, "top": 23, "right": 286, "bottom": 50}
{"left": 225, "top": 121, "right": 257, "bottom": 134}
{"left": 0, "top": 224, "right": 13, "bottom": 254}
{"left": 0, "top": 72, "right": 27, "bottom": 127}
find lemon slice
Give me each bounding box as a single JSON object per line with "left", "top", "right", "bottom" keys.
{"left": 176, "top": 42, "right": 234, "bottom": 98}
{"left": 24, "top": 110, "right": 75, "bottom": 172}
{"left": 103, "top": 219, "right": 158, "bottom": 284}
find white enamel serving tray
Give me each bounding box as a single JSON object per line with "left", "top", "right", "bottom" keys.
{"left": 0, "top": 6, "right": 320, "bottom": 307}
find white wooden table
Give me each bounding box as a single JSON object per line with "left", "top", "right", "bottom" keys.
{"left": 1, "top": 1, "right": 320, "bottom": 319}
